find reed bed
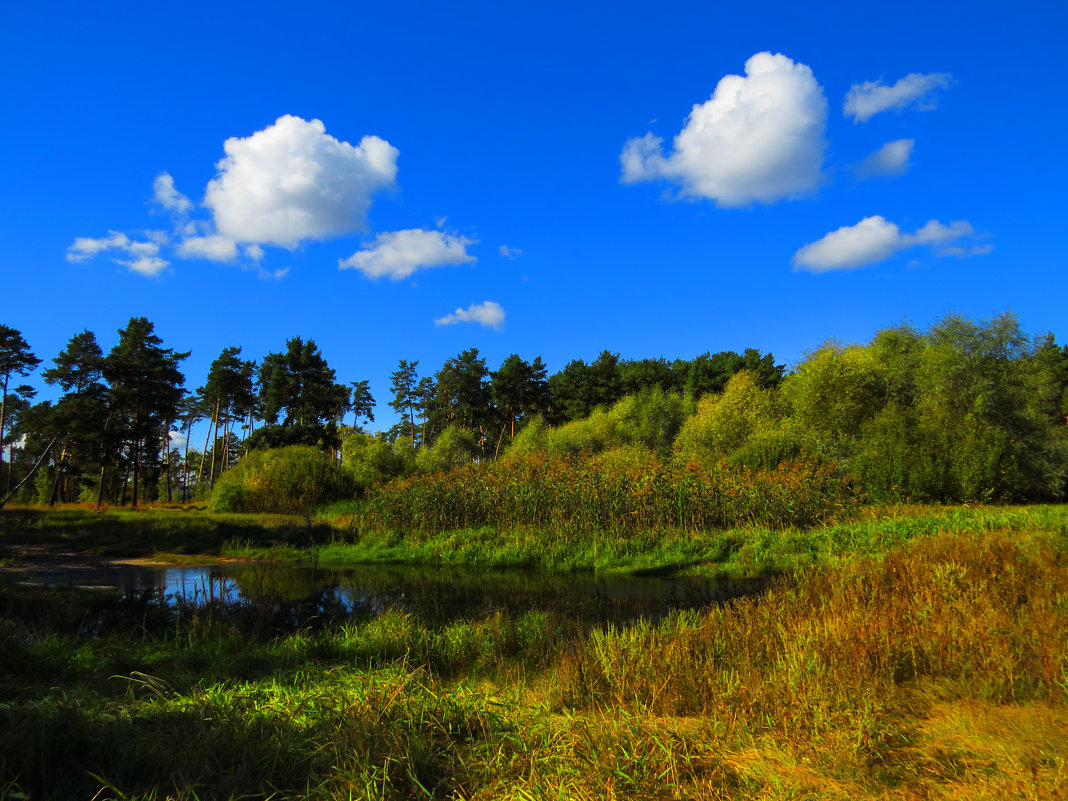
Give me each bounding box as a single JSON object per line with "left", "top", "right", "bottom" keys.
{"left": 356, "top": 453, "right": 863, "bottom": 537}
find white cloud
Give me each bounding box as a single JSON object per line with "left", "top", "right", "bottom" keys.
{"left": 152, "top": 172, "right": 192, "bottom": 215}
{"left": 844, "top": 72, "right": 954, "bottom": 122}
{"left": 793, "top": 216, "right": 903, "bottom": 272}
{"left": 940, "top": 243, "right": 994, "bottom": 258}
{"left": 434, "top": 301, "right": 505, "bottom": 329}
{"left": 66, "top": 231, "right": 131, "bottom": 262}
{"left": 243, "top": 244, "right": 265, "bottom": 262}
{"left": 856, "top": 138, "right": 914, "bottom": 179}
{"left": 621, "top": 52, "right": 828, "bottom": 206}
{"left": 905, "top": 219, "right": 974, "bottom": 247}
{"left": 204, "top": 115, "right": 398, "bottom": 248}
{"left": 66, "top": 231, "right": 169, "bottom": 276}
{"left": 499, "top": 245, "right": 523, "bottom": 259}
{"left": 115, "top": 255, "right": 168, "bottom": 276}
{"left": 793, "top": 215, "right": 989, "bottom": 272}
{"left": 339, "top": 228, "right": 475, "bottom": 280}
{"left": 177, "top": 233, "right": 239, "bottom": 262}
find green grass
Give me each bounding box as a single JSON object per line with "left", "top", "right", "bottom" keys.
{"left": 301, "top": 502, "right": 1068, "bottom": 578}
{"left": 1, "top": 515, "right": 1066, "bottom": 799}
{"left": 0, "top": 504, "right": 333, "bottom": 561}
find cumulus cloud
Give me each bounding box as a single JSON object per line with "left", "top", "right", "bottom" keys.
{"left": 205, "top": 115, "right": 398, "bottom": 247}
{"left": 339, "top": 229, "right": 476, "bottom": 280}
{"left": 844, "top": 72, "right": 954, "bottom": 122}
{"left": 68, "top": 116, "right": 404, "bottom": 277}
{"left": 66, "top": 231, "right": 169, "bottom": 276}
{"left": 434, "top": 301, "right": 505, "bottom": 329}
{"left": 499, "top": 245, "right": 522, "bottom": 259}
{"left": 152, "top": 172, "right": 192, "bottom": 215}
{"left": 793, "top": 215, "right": 989, "bottom": 272}
{"left": 856, "top": 138, "right": 914, "bottom": 179}
{"left": 621, "top": 52, "right": 828, "bottom": 206}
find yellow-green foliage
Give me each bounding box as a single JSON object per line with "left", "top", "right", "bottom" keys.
{"left": 415, "top": 423, "right": 479, "bottom": 474}
{"left": 212, "top": 445, "right": 356, "bottom": 514}
{"left": 500, "top": 414, "right": 549, "bottom": 461}
{"left": 780, "top": 342, "right": 888, "bottom": 457}
{"left": 505, "top": 388, "right": 694, "bottom": 460}
{"left": 673, "top": 370, "right": 784, "bottom": 468}
{"left": 341, "top": 431, "right": 413, "bottom": 492}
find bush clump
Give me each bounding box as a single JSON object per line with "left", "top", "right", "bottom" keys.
{"left": 212, "top": 445, "right": 356, "bottom": 515}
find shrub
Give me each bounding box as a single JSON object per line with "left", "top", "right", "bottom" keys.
{"left": 341, "top": 432, "right": 412, "bottom": 493}
{"left": 212, "top": 446, "right": 356, "bottom": 515}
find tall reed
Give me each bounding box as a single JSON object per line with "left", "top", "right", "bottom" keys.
{"left": 357, "top": 451, "right": 862, "bottom": 537}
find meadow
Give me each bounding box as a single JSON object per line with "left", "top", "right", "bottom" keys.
{"left": 1, "top": 503, "right": 1066, "bottom": 799}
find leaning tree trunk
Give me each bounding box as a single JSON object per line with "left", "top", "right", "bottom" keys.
{"left": 0, "top": 436, "right": 58, "bottom": 509}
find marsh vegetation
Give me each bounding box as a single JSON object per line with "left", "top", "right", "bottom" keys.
{"left": 1, "top": 505, "right": 1066, "bottom": 799}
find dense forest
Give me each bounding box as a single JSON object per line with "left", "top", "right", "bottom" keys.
{"left": 1, "top": 312, "right": 1066, "bottom": 510}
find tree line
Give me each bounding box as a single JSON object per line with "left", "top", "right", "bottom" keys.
{"left": 0, "top": 317, "right": 787, "bottom": 506}
{"left": 346, "top": 313, "right": 1068, "bottom": 506}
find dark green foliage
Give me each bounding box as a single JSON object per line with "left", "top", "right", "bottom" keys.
{"left": 212, "top": 445, "right": 356, "bottom": 514}
{"left": 101, "top": 317, "right": 188, "bottom": 505}
{"left": 257, "top": 337, "right": 348, "bottom": 436}
{"left": 427, "top": 348, "right": 492, "bottom": 444}
{"left": 546, "top": 350, "right": 624, "bottom": 423}
{"left": 41, "top": 331, "right": 110, "bottom": 499}
{"left": 388, "top": 358, "right": 420, "bottom": 445}
{"left": 0, "top": 324, "right": 41, "bottom": 496}
{"left": 490, "top": 353, "right": 549, "bottom": 439}
{"left": 684, "top": 348, "right": 784, "bottom": 398}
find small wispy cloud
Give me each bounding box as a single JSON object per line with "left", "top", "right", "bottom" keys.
{"left": 844, "top": 72, "right": 954, "bottom": 122}
{"left": 499, "top": 245, "right": 523, "bottom": 259}
{"left": 434, "top": 300, "right": 505, "bottom": 329}
{"left": 152, "top": 172, "right": 193, "bottom": 215}
{"left": 66, "top": 231, "right": 170, "bottom": 276}
{"left": 855, "top": 138, "right": 914, "bottom": 179}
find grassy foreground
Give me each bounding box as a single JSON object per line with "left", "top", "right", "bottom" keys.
{"left": 1, "top": 505, "right": 1067, "bottom": 799}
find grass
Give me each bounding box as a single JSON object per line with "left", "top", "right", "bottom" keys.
{"left": 1, "top": 505, "right": 1066, "bottom": 798}
{"left": 303, "top": 502, "right": 1068, "bottom": 578}
{"left": 0, "top": 504, "right": 332, "bottom": 562}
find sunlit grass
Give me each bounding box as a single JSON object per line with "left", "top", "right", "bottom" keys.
{"left": 2, "top": 508, "right": 1066, "bottom": 799}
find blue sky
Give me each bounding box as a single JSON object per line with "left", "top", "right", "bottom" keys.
{"left": 2, "top": 0, "right": 1065, "bottom": 431}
